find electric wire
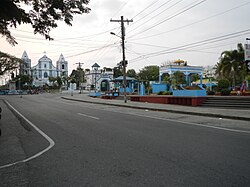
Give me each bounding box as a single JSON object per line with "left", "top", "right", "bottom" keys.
{"left": 128, "top": 0, "right": 207, "bottom": 39}
{"left": 129, "top": 0, "right": 183, "bottom": 33}
{"left": 130, "top": 1, "right": 250, "bottom": 41}
{"left": 132, "top": 0, "right": 161, "bottom": 20}
{"left": 65, "top": 43, "right": 119, "bottom": 59}
{"left": 129, "top": 29, "right": 250, "bottom": 62}
{"left": 110, "top": 0, "right": 132, "bottom": 20}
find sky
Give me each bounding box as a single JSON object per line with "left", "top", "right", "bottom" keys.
{"left": 1, "top": 0, "right": 250, "bottom": 76}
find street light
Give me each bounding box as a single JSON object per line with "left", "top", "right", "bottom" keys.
{"left": 110, "top": 32, "right": 120, "bottom": 38}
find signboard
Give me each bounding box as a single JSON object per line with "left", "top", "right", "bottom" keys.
{"left": 245, "top": 44, "right": 250, "bottom": 61}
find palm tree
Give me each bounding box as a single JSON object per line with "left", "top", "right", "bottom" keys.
{"left": 215, "top": 43, "right": 245, "bottom": 87}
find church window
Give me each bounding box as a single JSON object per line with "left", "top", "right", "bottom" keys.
{"left": 44, "top": 64, "right": 47, "bottom": 68}
{"left": 39, "top": 63, "right": 41, "bottom": 68}
{"left": 62, "top": 64, "right": 65, "bottom": 69}
{"left": 44, "top": 72, "right": 48, "bottom": 78}
{"left": 39, "top": 70, "right": 42, "bottom": 78}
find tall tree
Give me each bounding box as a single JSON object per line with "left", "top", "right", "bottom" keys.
{"left": 126, "top": 69, "right": 137, "bottom": 78}
{"left": 113, "top": 67, "right": 122, "bottom": 78}
{"left": 13, "top": 74, "right": 33, "bottom": 89}
{"left": 0, "top": 0, "right": 91, "bottom": 45}
{"left": 69, "top": 68, "right": 85, "bottom": 88}
{"left": 215, "top": 43, "right": 245, "bottom": 87}
{"left": 138, "top": 65, "right": 159, "bottom": 82}
{"left": 0, "top": 51, "right": 22, "bottom": 75}
{"left": 57, "top": 76, "right": 62, "bottom": 88}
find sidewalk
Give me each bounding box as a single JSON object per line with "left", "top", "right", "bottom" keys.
{"left": 61, "top": 92, "right": 250, "bottom": 121}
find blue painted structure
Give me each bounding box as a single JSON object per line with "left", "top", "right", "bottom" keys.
{"left": 152, "top": 64, "right": 206, "bottom": 97}
{"left": 173, "top": 89, "right": 206, "bottom": 97}
{"left": 139, "top": 82, "right": 145, "bottom": 96}
{"left": 152, "top": 83, "right": 167, "bottom": 93}
{"left": 89, "top": 91, "right": 101, "bottom": 97}
{"left": 159, "top": 64, "right": 203, "bottom": 87}
{"left": 114, "top": 76, "right": 136, "bottom": 94}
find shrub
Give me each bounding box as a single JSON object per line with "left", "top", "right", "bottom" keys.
{"left": 163, "top": 91, "right": 172, "bottom": 95}
{"left": 212, "top": 85, "right": 219, "bottom": 92}
{"left": 207, "top": 90, "right": 215, "bottom": 95}
{"left": 157, "top": 91, "right": 172, "bottom": 95}
{"left": 157, "top": 91, "right": 164, "bottom": 95}
{"left": 221, "top": 89, "right": 231, "bottom": 96}
{"left": 218, "top": 79, "right": 230, "bottom": 90}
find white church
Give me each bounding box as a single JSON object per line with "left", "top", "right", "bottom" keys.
{"left": 20, "top": 51, "right": 68, "bottom": 87}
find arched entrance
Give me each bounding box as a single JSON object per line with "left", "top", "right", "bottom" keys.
{"left": 101, "top": 80, "right": 109, "bottom": 92}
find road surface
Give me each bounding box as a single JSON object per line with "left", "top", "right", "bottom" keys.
{"left": 1, "top": 94, "right": 250, "bottom": 186}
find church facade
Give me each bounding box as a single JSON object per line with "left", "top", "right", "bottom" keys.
{"left": 20, "top": 51, "right": 68, "bottom": 87}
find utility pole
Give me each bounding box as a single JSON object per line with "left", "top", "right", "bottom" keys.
{"left": 110, "top": 16, "right": 133, "bottom": 103}
{"left": 74, "top": 62, "right": 84, "bottom": 94}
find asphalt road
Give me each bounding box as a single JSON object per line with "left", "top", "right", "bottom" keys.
{"left": 1, "top": 94, "right": 250, "bottom": 186}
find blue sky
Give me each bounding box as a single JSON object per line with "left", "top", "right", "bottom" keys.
{"left": 0, "top": 0, "right": 250, "bottom": 74}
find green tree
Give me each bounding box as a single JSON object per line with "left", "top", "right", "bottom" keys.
{"left": 191, "top": 74, "right": 200, "bottom": 82}
{"left": 0, "top": 51, "right": 22, "bottom": 75}
{"left": 0, "top": 0, "right": 91, "bottom": 45}
{"left": 138, "top": 65, "right": 159, "bottom": 82}
{"left": 126, "top": 69, "right": 137, "bottom": 78}
{"left": 113, "top": 67, "right": 122, "bottom": 78}
{"left": 48, "top": 77, "right": 57, "bottom": 86}
{"left": 57, "top": 76, "right": 62, "bottom": 88}
{"left": 215, "top": 43, "right": 245, "bottom": 87}
{"left": 103, "top": 67, "right": 113, "bottom": 72}
{"left": 13, "top": 74, "right": 33, "bottom": 89}
{"left": 70, "top": 68, "right": 85, "bottom": 88}
{"left": 173, "top": 71, "right": 186, "bottom": 85}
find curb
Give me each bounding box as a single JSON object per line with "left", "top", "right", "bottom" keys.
{"left": 61, "top": 97, "right": 250, "bottom": 122}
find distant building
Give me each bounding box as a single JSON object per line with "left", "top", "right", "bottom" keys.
{"left": 20, "top": 51, "right": 31, "bottom": 76}
{"left": 20, "top": 51, "right": 68, "bottom": 87}
{"left": 85, "top": 63, "right": 114, "bottom": 92}
{"left": 202, "top": 65, "right": 215, "bottom": 78}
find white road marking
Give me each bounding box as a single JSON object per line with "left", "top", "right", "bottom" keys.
{"left": 125, "top": 112, "right": 250, "bottom": 134}
{"left": 0, "top": 101, "right": 55, "bottom": 169}
{"left": 63, "top": 100, "right": 250, "bottom": 134}
{"left": 77, "top": 113, "right": 100, "bottom": 120}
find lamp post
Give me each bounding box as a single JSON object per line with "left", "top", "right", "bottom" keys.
{"left": 110, "top": 16, "right": 133, "bottom": 103}
{"left": 110, "top": 31, "right": 127, "bottom": 103}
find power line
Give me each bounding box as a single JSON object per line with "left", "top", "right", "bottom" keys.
{"left": 132, "top": 0, "right": 161, "bottom": 19}
{"left": 110, "top": 0, "right": 132, "bottom": 19}
{"left": 128, "top": 0, "right": 207, "bottom": 39}
{"left": 130, "top": 1, "right": 250, "bottom": 41}
{"left": 128, "top": 0, "right": 181, "bottom": 35}
{"left": 53, "top": 27, "right": 120, "bottom": 41}
{"left": 65, "top": 43, "right": 118, "bottom": 59}
{"left": 130, "top": 29, "right": 250, "bottom": 62}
